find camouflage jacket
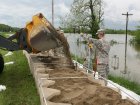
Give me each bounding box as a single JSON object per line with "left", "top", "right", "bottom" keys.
{"left": 91, "top": 38, "right": 110, "bottom": 65}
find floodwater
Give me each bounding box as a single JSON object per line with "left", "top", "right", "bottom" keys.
{"left": 65, "top": 33, "right": 140, "bottom": 84}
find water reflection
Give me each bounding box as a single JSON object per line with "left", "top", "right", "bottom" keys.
{"left": 65, "top": 33, "right": 140, "bottom": 84}
{"left": 111, "top": 55, "right": 119, "bottom": 70}
{"left": 130, "top": 44, "right": 140, "bottom": 52}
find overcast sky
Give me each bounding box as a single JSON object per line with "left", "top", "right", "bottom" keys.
{"left": 104, "top": 0, "right": 140, "bottom": 30}
{"left": 0, "top": 0, "right": 140, "bottom": 30}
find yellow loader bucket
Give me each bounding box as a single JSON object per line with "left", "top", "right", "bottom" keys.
{"left": 26, "top": 13, "right": 62, "bottom": 52}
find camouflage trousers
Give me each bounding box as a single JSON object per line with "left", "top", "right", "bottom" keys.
{"left": 97, "top": 64, "right": 109, "bottom": 79}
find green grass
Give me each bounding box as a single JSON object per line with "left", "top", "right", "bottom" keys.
{"left": 0, "top": 50, "right": 40, "bottom": 105}
{"left": 108, "top": 75, "right": 140, "bottom": 95}
{"left": 0, "top": 32, "right": 15, "bottom": 37}
{"left": 71, "top": 54, "right": 84, "bottom": 64}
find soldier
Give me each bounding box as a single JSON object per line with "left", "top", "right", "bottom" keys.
{"left": 90, "top": 29, "right": 110, "bottom": 84}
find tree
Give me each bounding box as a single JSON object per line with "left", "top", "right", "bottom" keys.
{"left": 62, "top": 0, "right": 104, "bottom": 38}
{"left": 134, "top": 26, "right": 140, "bottom": 44}
{"left": 0, "top": 24, "right": 19, "bottom": 32}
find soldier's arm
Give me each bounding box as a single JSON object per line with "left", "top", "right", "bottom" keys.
{"left": 89, "top": 38, "right": 109, "bottom": 56}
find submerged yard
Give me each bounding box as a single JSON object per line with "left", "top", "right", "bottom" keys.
{"left": 0, "top": 50, "right": 40, "bottom": 105}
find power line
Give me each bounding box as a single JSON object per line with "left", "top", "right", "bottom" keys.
{"left": 122, "top": 12, "right": 133, "bottom": 74}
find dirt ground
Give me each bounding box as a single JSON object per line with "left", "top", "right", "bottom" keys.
{"left": 36, "top": 55, "right": 135, "bottom": 105}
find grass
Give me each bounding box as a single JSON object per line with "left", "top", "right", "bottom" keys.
{"left": 133, "top": 29, "right": 140, "bottom": 44}
{"left": 0, "top": 50, "right": 40, "bottom": 105}
{"left": 71, "top": 54, "right": 84, "bottom": 64}
{"left": 0, "top": 32, "right": 15, "bottom": 37}
{"left": 108, "top": 75, "right": 140, "bottom": 95}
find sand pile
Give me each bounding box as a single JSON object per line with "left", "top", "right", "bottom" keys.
{"left": 46, "top": 68, "right": 134, "bottom": 105}
{"left": 34, "top": 55, "right": 134, "bottom": 105}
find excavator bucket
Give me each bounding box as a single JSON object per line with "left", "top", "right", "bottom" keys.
{"left": 26, "top": 13, "right": 62, "bottom": 52}
{"left": 25, "top": 13, "right": 74, "bottom": 67}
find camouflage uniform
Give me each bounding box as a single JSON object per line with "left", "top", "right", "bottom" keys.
{"left": 91, "top": 38, "right": 110, "bottom": 79}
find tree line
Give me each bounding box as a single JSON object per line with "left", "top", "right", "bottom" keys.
{"left": 105, "top": 29, "right": 126, "bottom": 34}
{"left": 0, "top": 24, "right": 19, "bottom": 32}
{"left": 106, "top": 29, "right": 140, "bottom": 44}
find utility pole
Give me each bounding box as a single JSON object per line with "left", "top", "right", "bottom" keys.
{"left": 52, "top": 0, "right": 54, "bottom": 25}
{"left": 122, "top": 12, "right": 133, "bottom": 74}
